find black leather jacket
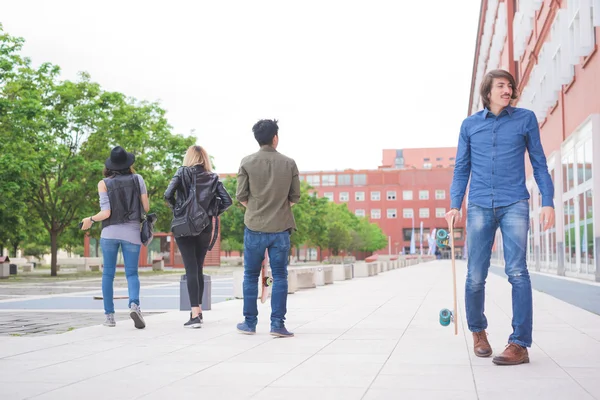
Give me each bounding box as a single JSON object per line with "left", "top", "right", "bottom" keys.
{"left": 163, "top": 165, "right": 232, "bottom": 217}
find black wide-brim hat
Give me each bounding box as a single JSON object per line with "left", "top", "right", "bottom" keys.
{"left": 105, "top": 146, "right": 135, "bottom": 170}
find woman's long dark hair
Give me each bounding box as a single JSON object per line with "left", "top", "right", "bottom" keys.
{"left": 103, "top": 166, "right": 136, "bottom": 178}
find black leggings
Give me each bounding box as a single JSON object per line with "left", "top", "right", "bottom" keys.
{"left": 175, "top": 225, "right": 212, "bottom": 307}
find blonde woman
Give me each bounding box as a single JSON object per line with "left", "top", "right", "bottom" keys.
{"left": 164, "top": 145, "right": 232, "bottom": 328}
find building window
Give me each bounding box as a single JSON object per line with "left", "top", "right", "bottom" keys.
{"left": 355, "top": 209, "right": 365, "bottom": 217}
{"left": 322, "top": 174, "right": 336, "bottom": 186}
{"left": 305, "top": 175, "right": 320, "bottom": 186}
{"left": 387, "top": 209, "right": 397, "bottom": 218}
{"left": 339, "top": 192, "right": 349, "bottom": 202}
{"left": 387, "top": 191, "right": 397, "bottom": 200}
{"left": 338, "top": 174, "right": 351, "bottom": 185}
{"left": 423, "top": 163, "right": 432, "bottom": 169}
{"left": 419, "top": 190, "right": 429, "bottom": 200}
{"left": 353, "top": 174, "right": 367, "bottom": 185}
{"left": 403, "top": 190, "right": 413, "bottom": 200}
{"left": 419, "top": 208, "right": 430, "bottom": 218}
{"left": 423, "top": 158, "right": 430, "bottom": 162}
{"left": 371, "top": 191, "right": 381, "bottom": 201}
{"left": 436, "top": 208, "right": 446, "bottom": 218}
{"left": 355, "top": 191, "right": 365, "bottom": 201}
{"left": 403, "top": 208, "right": 414, "bottom": 218}
{"left": 324, "top": 192, "right": 334, "bottom": 201}
{"left": 371, "top": 209, "right": 381, "bottom": 219}
{"left": 435, "top": 190, "right": 446, "bottom": 199}
{"left": 436, "top": 157, "right": 443, "bottom": 161}
{"left": 403, "top": 228, "right": 430, "bottom": 242}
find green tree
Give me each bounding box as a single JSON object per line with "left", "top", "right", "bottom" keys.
{"left": 0, "top": 25, "right": 197, "bottom": 275}
{"left": 219, "top": 176, "right": 246, "bottom": 248}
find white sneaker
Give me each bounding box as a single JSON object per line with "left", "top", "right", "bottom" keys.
{"left": 129, "top": 304, "right": 146, "bottom": 329}
{"left": 103, "top": 313, "right": 116, "bottom": 327}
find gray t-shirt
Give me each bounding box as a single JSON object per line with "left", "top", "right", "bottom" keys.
{"left": 99, "top": 174, "right": 147, "bottom": 245}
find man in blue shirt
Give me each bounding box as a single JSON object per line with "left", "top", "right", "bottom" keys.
{"left": 447, "top": 69, "right": 555, "bottom": 365}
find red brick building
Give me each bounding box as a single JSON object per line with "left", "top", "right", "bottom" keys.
{"left": 469, "top": 0, "right": 600, "bottom": 281}
{"left": 297, "top": 148, "right": 465, "bottom": 260}
{"left": 380, "top": 148, "right": 458, "bottom": 170}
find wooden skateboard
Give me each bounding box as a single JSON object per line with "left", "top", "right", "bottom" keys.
{"left": 93, "top": 295, "right": 128, "bottom": 300}
{"left": 436, "top": 215, "right": 458, "bottom": 335}
{"left": 260, "top": 259, "right": 273, "bottom": 304}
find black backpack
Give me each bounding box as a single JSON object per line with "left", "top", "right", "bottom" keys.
{"left": 170, "top": 172, "right": 211, "bottom": 238}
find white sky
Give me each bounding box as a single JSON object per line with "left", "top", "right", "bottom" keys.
{"left": 2, "top": 0, "right": 481, "bottom": 174}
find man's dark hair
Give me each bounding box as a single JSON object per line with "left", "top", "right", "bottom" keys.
{"left": 252, "top": 119, "right": 279, "bottom": 146}
{"left": 479, "top": 69, "right": 519, "bottom": 110}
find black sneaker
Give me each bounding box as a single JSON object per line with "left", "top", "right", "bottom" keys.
{"left": 188, "top": 311, "right": 204, "bottom": 324}
{"left": 184, "top": 314, "right": 202, "bottom": 329}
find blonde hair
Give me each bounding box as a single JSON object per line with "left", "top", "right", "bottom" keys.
{"left": 182, "top": 145, "right": 212, "bottom": 171}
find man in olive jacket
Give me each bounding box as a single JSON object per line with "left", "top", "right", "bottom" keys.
{"left": 236, "top": 119, "right": 300, "bottom": 337}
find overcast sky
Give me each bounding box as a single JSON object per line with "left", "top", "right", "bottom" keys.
{"left": 2, "top": 0, "right": 481, "bottom": 174}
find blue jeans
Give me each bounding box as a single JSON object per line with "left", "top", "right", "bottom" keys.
{"left": 100, "top": 238, "right": 141, "bottom": 314}
{"left": 465, "top": 200, "right": 532, "bottom": 347}
{"left": 243, "top": 227, "right": 290, "bottom": 328}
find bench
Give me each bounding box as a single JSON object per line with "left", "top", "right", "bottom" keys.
{"left": 354, "top": 261, "right": 379, "bottom": 277}
{"left": 288, "top": 266, "right": 319, "bottom": 292}
{"left": 152, "top": 256, "right": 164, "bottom": 271}
{"left": 7, "top": 257, "right": 34, "bottom": 272}
{"left": 57, "top": 257, "right": 102, "bottom": 272}
{"left": 332, "top": 263, "right": 353, "bottom": 281}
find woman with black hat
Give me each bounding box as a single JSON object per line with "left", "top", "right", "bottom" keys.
{"left": 80, "top": 146, "right": 149, "bottom": 329}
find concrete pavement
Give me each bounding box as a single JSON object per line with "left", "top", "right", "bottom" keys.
{"left": 1, "top": 259, "right": 599, "bottom": 399}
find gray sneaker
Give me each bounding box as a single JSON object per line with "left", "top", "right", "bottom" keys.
{"left": 129, "top": 303, "right": 146, "bottom": 329}
{"left": 103, "top": 313, "right": 116, "bottom": 327}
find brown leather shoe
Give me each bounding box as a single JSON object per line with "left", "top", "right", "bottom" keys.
{"left": 472, "top": 330, "right": 492, "bottom": 357}
{"left": 492, "top": 343, "right": 529, "bottom": 365}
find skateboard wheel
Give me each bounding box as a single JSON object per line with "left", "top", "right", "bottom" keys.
{"left": 264, "top": 277, "right": 273, "bottom": 287}
{"left": 439, "top": 308, "right": 453, "bottom": 326}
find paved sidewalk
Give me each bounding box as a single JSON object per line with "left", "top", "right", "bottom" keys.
{"left": 1, "top": 260, "right": 599, "bottom": 399}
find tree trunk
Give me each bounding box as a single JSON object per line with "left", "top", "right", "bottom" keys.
{"left": 95, "top": 239, "right": 99, "bottom": 257}
{"left": 12, "top": 242, "right": 19, "bottom": 257}
{"left": 50, "top": 231, "right": 59, "bottom": 277}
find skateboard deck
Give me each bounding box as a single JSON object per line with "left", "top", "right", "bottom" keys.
{"left": 436, "top": 215, "right": 458, "bottom": 335}
{"left": 93, "top": 295, "right": 128, "bottom": 300}
{"left": 260, "top": 260, "right": 273, "bottom": 304}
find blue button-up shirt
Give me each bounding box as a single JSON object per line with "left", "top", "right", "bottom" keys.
{"left": 450, "top": 106, "right": 554, "bottom": 210}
